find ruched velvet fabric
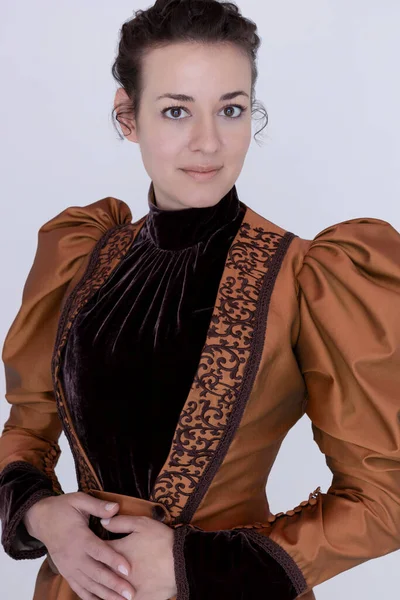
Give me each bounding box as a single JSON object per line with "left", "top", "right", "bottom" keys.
{"left": 60, "top": 183, "right": 246, "bottom": 498}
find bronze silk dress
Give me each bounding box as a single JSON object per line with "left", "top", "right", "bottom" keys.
{"left": 1, "top": 181, "right": 400, "bottom": 600}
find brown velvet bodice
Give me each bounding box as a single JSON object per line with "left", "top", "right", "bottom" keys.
{"left": 59, "top": 183, "right": 246, "bottom": 498}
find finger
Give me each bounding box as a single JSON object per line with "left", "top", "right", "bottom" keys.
{"left": 77, "top": 566, "right": 135, "bottom": 600}
{"left": 67, "top": 576, "right": 98, "bottom": 600}
{"left": 82, "top": 554, "right": 135, "bottom": 597}
{"left": 100, "top": 515, "right": 148, "bottom": 533}
{"left": 86, "top": 537, "right": 131, "bottom": 578}
{"left": 71, "top": 491, "right": 121, "bottom": 519}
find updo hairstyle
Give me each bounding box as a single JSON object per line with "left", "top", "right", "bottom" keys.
{"left": 111, "top": 0, "right": 268, "bottom": 145}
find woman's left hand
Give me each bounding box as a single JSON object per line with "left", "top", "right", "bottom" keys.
{"left": 101, "top": 514, "right": 177, "bottom": 600}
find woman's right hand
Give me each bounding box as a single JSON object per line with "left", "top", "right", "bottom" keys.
{"left": 23, "top": 491, "right": 136, "bottom": 600}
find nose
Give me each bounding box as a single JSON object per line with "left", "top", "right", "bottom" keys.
{"left": 189, "top": 115, "right": 221, "bottom": 153}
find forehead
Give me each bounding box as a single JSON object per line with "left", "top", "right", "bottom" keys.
{"left": 142, "top": 42, "right": 251, "bottom": 93}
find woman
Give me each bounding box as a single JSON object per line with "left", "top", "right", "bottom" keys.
{"left": 1, "top": 0, "right": 399, "bottom": 599}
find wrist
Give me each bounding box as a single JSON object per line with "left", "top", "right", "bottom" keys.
{"left": 23, "top": 496, "right": 53, "bottom": 541}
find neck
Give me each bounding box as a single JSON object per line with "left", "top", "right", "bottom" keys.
{"left": 141, "top": 181, "right": 242, "bottom": 251}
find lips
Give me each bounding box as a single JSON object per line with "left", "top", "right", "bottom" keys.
{"left": 181, "top": 168, "right": 221, "bottom": 181}
{"left": 182, "top": 167, "right": 221, "bottom": 173}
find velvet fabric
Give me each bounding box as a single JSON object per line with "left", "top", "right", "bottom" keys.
{"left": 0, "top": 461, "right": 58, "bottom": 557}
{"left": 60, "top": 183, "right": 246, "bottom": 498}
{"left": 175, "top": 526, "right": 298, "bottom": 600}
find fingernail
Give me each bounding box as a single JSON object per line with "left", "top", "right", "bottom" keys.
{"left": 118, "top": 565, "right": 129, "bottom": 575}
{"left": 105, "top": 502, "right": 118, "bottom": 511}
{"left": 122, "top": 591, "right": 132, "bottom": 600}
{"left": 100, "top": 518, "right": 110, "bottom": 525}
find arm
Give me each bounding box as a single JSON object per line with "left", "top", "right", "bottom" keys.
{"left": 0, "top": 197, "right": 132, "bottom": 559}
{"left": 171, "top": 217, "right": 400, "bottom": 598}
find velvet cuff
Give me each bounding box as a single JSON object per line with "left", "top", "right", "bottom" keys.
{"left": 0, "top": 461, "right": 60, "bottom": 559}
{"left": 172, "top": 524, "right": 304, "bottom": 599}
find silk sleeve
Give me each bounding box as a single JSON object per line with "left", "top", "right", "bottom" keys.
{"left": 172, "top": 217, "right": 400, "bottom": 598}
{"left": 0, "top": 197, "right": 132, "bottom": 559}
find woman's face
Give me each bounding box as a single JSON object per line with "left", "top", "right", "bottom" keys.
{"left": 115, "top": 42, "right": 252, "bottom": 210}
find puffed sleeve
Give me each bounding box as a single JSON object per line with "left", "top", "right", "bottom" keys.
{"left": 171, "top": 217, "right": 400, "bottom": 599}
{"left": 0, "top": 197, "right": 132, "bottom": 560}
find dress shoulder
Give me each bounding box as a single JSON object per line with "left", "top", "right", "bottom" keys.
{"left": 39, "top": 196, "right": 132, "bottom": 235}
{"left": 297, "top": 216, "right": 400, "bottom": 302}
{"left": 3, "top": 197, "right": 133, "bottom": 369}
{"left": 20, "top": 197, "right": 132, "bottom": 304}
{"left": 295, "top": 215, "right": 400, "bottom": 448}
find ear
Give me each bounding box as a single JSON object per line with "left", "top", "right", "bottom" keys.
{"left": 114, "top": 87, "right": 139, "bottom": 143}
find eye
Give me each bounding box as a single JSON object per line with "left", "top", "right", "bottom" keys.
{"left": 161, "top": 104, "right": 247, "bottom": 120}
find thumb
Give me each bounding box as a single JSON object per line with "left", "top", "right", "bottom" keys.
{"left": 72, "top": 492, "right": 120, "bottom": 519}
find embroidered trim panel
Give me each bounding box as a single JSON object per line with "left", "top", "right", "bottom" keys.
{"left": 149, "top": 218, "right": 297, "bottom": 524}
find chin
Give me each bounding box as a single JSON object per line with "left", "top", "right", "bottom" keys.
{"left": 178, "top": 182, "right": 229, "bottom": 208}
{"left": 180, "top": 193, "right": 223, "bottom": 209}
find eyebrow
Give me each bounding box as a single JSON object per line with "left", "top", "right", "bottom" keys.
{"left": 155, "top": 90, "right": 249, "bottom": 102}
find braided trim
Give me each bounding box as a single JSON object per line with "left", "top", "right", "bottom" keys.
{"left": 245, "top": 529, "right": 308, "bottom": 596}
{"left": 172, "top": 525, "right": 190, "bottom": 600}
{"left": 42, "top": 441, "right": 63, "bottom": 494}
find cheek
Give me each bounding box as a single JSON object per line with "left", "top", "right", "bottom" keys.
{"left": 144, "top": 133, "right": 182, "bottom": 161}
{"left": 230, "top": 122, "right": 252, "bottom": 148}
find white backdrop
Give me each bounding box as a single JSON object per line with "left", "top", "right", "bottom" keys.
{"left": 1, "top": 1, "right": 399, "bottom": 598}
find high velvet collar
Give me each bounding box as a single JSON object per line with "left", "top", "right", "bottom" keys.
{"left": 141, "top": 181, "right": 241, "bottom": 251}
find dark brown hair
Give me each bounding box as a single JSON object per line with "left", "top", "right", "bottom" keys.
{"left": 111, "top": 0, "right": 268, "bottom": 146}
